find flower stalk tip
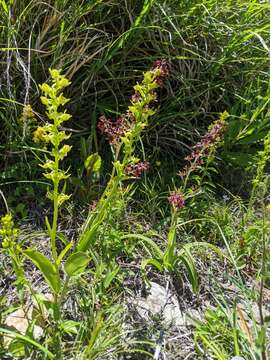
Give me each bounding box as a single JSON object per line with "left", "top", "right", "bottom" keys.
{"left": 168, "top": 191, "right": 185, "bottom": 210}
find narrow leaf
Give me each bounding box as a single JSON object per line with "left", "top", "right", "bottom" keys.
{"left": 45, "top": 216, "right": 52, "bottom": 237}
{"left": 0, "top": 327, "right": 54, "bottom": 359}
{"left": 178, "top": 248, "right": 198, "bottom": 293}
{"left": 121, "top": 234, "right": 163, "bottom": 259}
{"left": 56, "top": 242, "right": 73, "bottom": 266}
{"left": 141, "top": 258, "right": 163, "bottom": 271}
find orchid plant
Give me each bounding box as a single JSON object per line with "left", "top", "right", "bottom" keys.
{"left": 0, "top": 62, "right": 170, "bottom": 358}
{"left": 142, "top": 112, "right": 229, "bottom": 292}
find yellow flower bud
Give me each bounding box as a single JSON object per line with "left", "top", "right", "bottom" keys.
{"left": 49, "top": 68, "right": 61, "bottom": 79}
{"left": 33, "top": 126, "right": 49, "bottom": 143}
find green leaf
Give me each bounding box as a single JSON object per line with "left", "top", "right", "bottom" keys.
{"left": 77, "top": 222, "right": 100, "bottom": 252}
{"left": 56, "top": 232, "right": 69, "bottom": 245}
{"left": 8, "top": 340, "right": 25, "bottom": 358}
{"left": 60, "top": 320, "right": 79, "bottom": 335}
{"left": 0, "top": 327, "right": 55, "bottom": 359}
{"left": 163, "top": 219, "right": 177, "bottom": 270}
{"left": 141, "top": 258, "right": 163, "bottom": 271}
{"left": 178, "top": 248, "right": 198, "bottom": 293}
{"left": 23, "top": 249, "right": 61, "bottom": 294}
{"left": 184, "top": 241, "right": 226, "bottom": 259}
{"left": 64, "top": 251, "right": 91, "bottom": 277}
{"left": 164, "top": 235, "right": 176, "bottom": 269}
{"left": 9, "top": 339, "right": 25, "bottom": 357}
{"left": 121, "top": 234, "right": 163, "bottom": 259}
{"left": 56, "top": 242, "right": 73, "bottom": 266}
{"left": 45, "top": 216, "right": 52, "bottom": 237}
{"left": 84, "top": 153, "right": 101, "bottom": 175}
{"left": 0, "top": 1, "right": 8, "bottom": 13}
{"left": 103, "top": 265, "right": 119, "bottom": 289}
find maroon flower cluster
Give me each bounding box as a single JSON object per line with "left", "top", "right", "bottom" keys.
{"left": 131, "top": 92, "right": 141, "bottom": 104}
{"left": 131, "top": 60, "right": 169, "bottom": 104}
{"left": 186, "top": 119, "right": 227, "bottom": 162}
{"left": 178, "top": 119, "right": 227, "bottom": 177}
{"left": 125, "top": 161, "right": 150, "bottom": 178}
{"left": 99, "top": 60, "right": 169, "bottom": 143}
{"left": 151, "top": 59, "right": 170, "bottom": 86}
{"left": 168, "top": 191, "right": 185, "bottom": 210}
{"left": 97, "top": 113, "right": 134, "bottom": 144}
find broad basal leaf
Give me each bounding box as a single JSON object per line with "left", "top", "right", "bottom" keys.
{"left": 64, "top": 251, "right": 90, "bottom": 277}
{"left": 23, "top": 249, "right": 61, "bottom": 294}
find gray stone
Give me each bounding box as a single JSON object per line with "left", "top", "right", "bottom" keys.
{"left": 132, "top": 282, "right": 200, "bottom": 327}
{"left": 4, "top": 307, "right": 43, "bottom": 345}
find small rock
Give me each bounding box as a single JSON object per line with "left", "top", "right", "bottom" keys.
{"left": 4, "top": 306, "right": 43, "bottom": 345}
{"left": 132, "top": 282, "right": 201, "bottom": 327}
{"left": 5, "top": 308, "right": 29, "bottom": 335}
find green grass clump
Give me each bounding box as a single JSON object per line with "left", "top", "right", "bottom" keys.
{"left": 1, "top": 1, "right": 270, "bottom": 359}
{"left": 1, "top": 0, "right": 270, "bottom": 206}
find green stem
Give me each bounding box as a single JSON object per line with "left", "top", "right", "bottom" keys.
{"left": 53, "top": 292, "right": 62, "bottom": 359}
{"left": 258, "top": 197, "right": 267, "bottom": 360}
{"left": 198, "top": 151, "right": 214, "bottom": 187}
{"left": 164, "top": 211, "right": 177, "bottom": 271}
{"left": 182, "top": 157, "right": 198, "bottom": 191}
{"left": 51, "top": 152, "right": 59, "bottom": 262}
{"left": 59, "top": 275, "right": 70, "bottom": 303}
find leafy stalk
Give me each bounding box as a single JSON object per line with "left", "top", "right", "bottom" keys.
{"left": 36, "top": 69, "right": 72, "bottom": 261}
{"left": 77, "top": 61, "right": 168, "bottom": 252}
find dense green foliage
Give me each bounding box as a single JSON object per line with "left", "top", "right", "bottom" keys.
{"left": 1, "top": 0, "right": 270, "bottom": 207}
{"left": 1, "top": 0, "right": 270, "bottom": 359}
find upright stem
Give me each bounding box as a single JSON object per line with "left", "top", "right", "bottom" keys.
{"left": 60, "top": 275, "right": 70, "bottom": 303}
{"left": 258, "top": 198, "right": 267, "bottom": 360}
{"left": 258, "top": 211, "right": 266, "bottom": 326}
{"left": 51, "top": 146, "right": 59, "bottom": 262}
